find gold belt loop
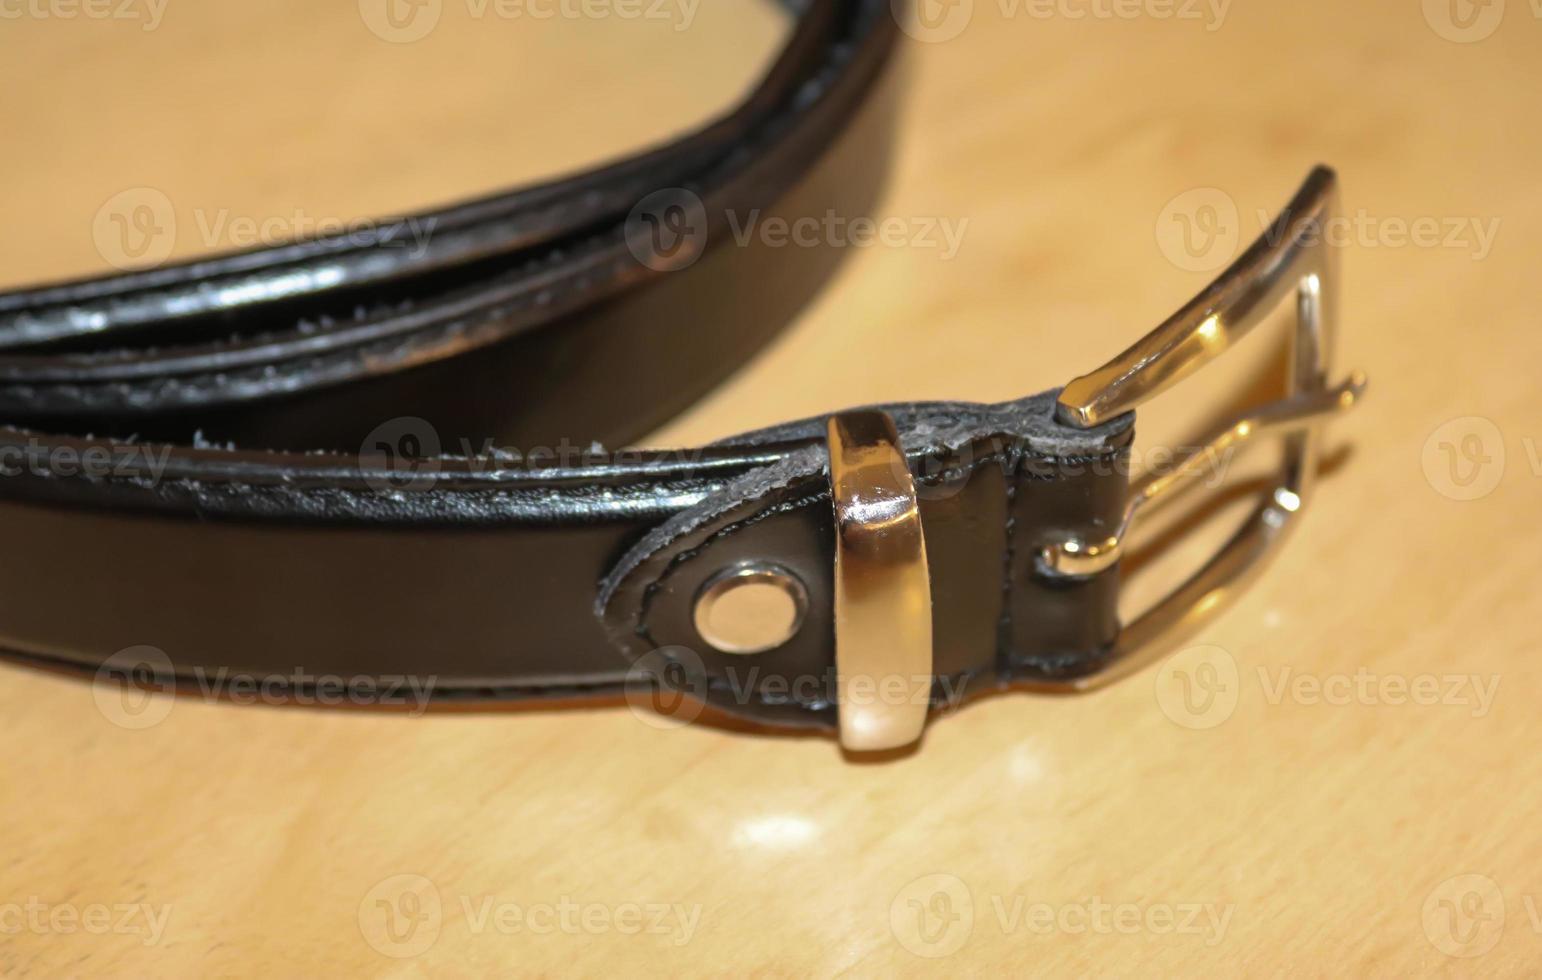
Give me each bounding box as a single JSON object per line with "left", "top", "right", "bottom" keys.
{"left": 825, "top": 411, "right": 933, "bottom": 752}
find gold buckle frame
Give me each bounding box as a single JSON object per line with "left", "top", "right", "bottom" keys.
{"left": 1042, "top": 165, "right": 1367, "bottom": 690}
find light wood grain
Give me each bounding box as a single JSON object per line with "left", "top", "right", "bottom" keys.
{"left": 2, "top": 0, "right": 1541, "bottom": 974}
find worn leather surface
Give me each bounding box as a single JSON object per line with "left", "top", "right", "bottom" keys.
{"left": 0, "top": 0, "right": 1135, "bottom": 733}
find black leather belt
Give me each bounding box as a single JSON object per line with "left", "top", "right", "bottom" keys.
{"left": 0, "top": 0, "right": 1366, "bottom": 752}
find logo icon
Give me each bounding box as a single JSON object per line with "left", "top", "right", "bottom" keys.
{"left": 360, "top": 417, "right": 444, "bottom": 493}
{"left": 1156, "top": 187, "right": 1241, "bottom": 273}
{"left": 1423, "top": 874, "right": 1504, "bottom": 957}
{"left": 889, "top": 873, "right": 973, "bottom": 957}
{"left": 93, "top": 188, "right": 176, "bottom": 271}
{"left": 359, "top": 873, "right": 443, "bottom": 957}
{"left": 1422, "top": 416, "right": 1504, "bottom": 501}
{"left": 1154, "top": 644, "right": 1240, "bottom": 729}
{"left": 624, "top": 645, "right": 709, "bottom": 730}
{"left": 893, "top": 0, "right": 973, "bottom": 42}
{"left": 358, "top": 0, "right": 443, "bottom": 42}
{"left": 1422, "top": 0, "right": 1505, "bottom": 43}
{"left": 92, "top": 645, "right": 176, "bottom": 730}
{"left": 625, "top": 188, "right": 708, "bottom": 272}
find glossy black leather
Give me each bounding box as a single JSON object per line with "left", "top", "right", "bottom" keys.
{"left": 597, "top": 394, "right": 1131, "bottom": 729}
{"left": 0, "top": 0, "right": 1135, "bottom": 734}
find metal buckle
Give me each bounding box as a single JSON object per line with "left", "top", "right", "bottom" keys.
{"left": 821, "top": 167, "right": 1366, "bottom": 747}
{"left": 1041, "top": 165, "right": 1367, "bottom": 690}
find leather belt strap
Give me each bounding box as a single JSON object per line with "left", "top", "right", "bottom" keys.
{"left": 0, "top": 0, "right": 1367, "bottom": 751}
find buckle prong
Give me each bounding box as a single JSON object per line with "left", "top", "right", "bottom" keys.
{"left": 1042, "top": 370, "right": 1367, "bottom": 577}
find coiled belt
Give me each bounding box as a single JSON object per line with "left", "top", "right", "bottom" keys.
{"left": 0, "top": 0, "right": 1366, "bottom": 752}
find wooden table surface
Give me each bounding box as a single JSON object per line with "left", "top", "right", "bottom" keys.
{"left": 3, "top": 0, "right": 1540, "bottom": 974}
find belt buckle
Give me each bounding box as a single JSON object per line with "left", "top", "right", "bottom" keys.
{"left": 1043, "top": 164, "right": 1367, "bottom": 690}
{"left": 825, "top": 166, "right": 1367, "bottom": 750}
